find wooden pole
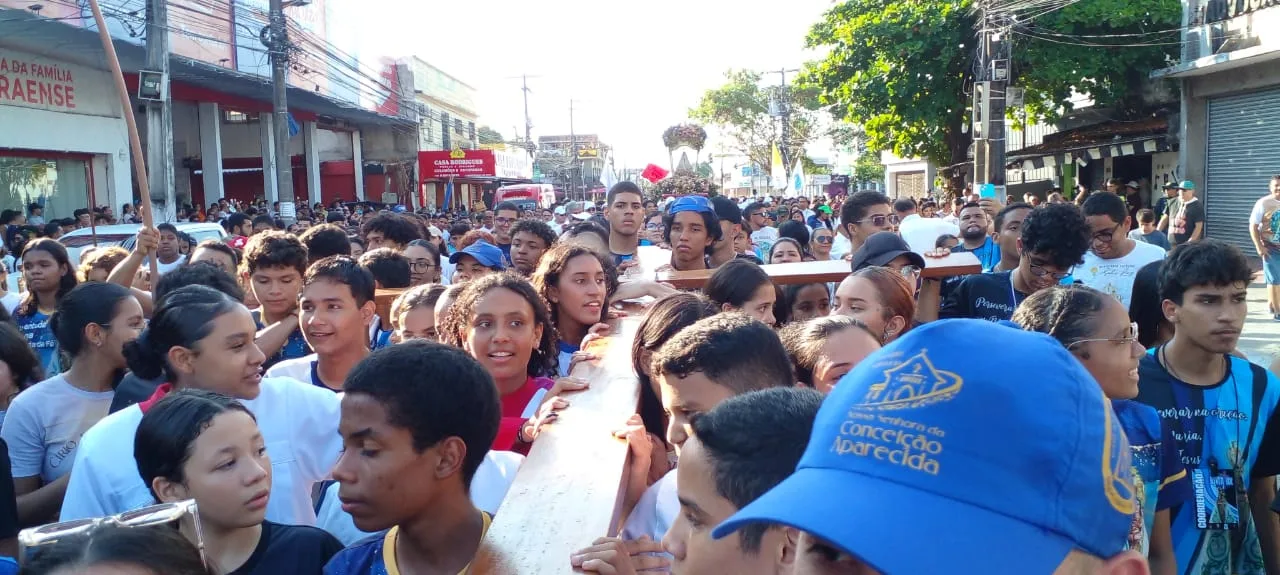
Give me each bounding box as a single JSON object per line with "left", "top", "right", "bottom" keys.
{"left": 86, "top": 0, "right": 159, "bottom": 282}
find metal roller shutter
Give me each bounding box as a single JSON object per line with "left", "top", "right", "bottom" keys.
{"left": 1206, "top": 88, "right": 1280, "bottom": 252}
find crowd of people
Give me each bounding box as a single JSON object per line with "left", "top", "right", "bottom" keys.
{"left": 0, "top": 174, "right": 1274, "bottom": 574}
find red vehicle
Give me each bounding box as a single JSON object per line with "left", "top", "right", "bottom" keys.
{"left": 495, "top": 184, "right": 555, "bottom": 212}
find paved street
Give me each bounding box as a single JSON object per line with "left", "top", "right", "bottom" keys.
{"left": 1242, "top": 277, "right": 1280, "bottom": 370}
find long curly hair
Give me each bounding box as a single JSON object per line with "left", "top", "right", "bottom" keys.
{"left": 439, "top": 272, "right": 560, "bottom": 378}
{"left": 530, "top": 243, "right": 619, "bottom": 333}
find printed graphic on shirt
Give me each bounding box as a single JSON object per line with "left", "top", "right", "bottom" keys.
{"left": 14, "top": 310, "right": 60, "bottom": 376}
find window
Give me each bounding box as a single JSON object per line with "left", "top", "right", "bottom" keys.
{"left": 222, "top": 110, "right": 257, "bottom": 124}
{"left": 454, "top": 118, "right": 464, "bottom": 134}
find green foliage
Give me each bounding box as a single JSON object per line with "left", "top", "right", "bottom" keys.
{"left": 477, "top": 126, "right": 505, "bottom": 145}
{"left": 853, "top": 153, "right": 886, "bottom": 186}
{"left": 689, "top": 70, "right": 823, "bottom": 179}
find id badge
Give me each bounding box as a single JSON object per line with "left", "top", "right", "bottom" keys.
{"left": 1191, "top": 466, "right": 1241, "bottom": 531}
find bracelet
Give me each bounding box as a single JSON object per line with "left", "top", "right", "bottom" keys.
{"left": 517, "top": 421, "right": 533, "bottom": 444}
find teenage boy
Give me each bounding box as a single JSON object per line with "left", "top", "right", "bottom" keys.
{"left": 243, "top": 231, "right": 311, "bottom": 367}
{"left": 509, "top": 219, "right": 557, "bottom": 276}
{"left": 939, "top": 203, "right": 1090, "bottom": 322}
{"left": 709, "top": 197, "right": 757, "bottom": 267}
{"left": 153, "top": 223, "right": 186, "bottom": 275}
{"left": 449, "top": 240, "right": 506, "bottom": 283}
{"left": 605, "top": 182, "right": 644, "bottom": 266}
{"left": 251, "top": 215, "right": 275, "bottom": 235}
{"left": 492, "top": 201, "right": 520, "bottom": 264}
{"left": 1249, "top": 175, "right": 1280, "bottom": 321}
{"left": 1076, "top": 192, "right": 1166, "bottom": 309}
{"left": 742, "top": 202, "right": 777, "bottom": 259}
{"left": 1129, "top": 209, "right": 1172, "bottom": 251}
{"left": 1169, "top": 180, "right": 1205, "bottom": 247}
{"left": 357, "top": 248, "right": 411, "bottom": 289}
{"left": 991, "top": 202, "right": 1033, "bottom": 272}
{"left": 663, "top": 196, "right": 721, "bottom": 272}
{"left": 360, "top": 212, "right": 419, "bottom": 252}
{"left": 1135, "top": 239, "right": 1280, "bottom": 575}
{"left": 712, "top": 319, "right": 1149, "bottom": 574}
{"left": 300, "top": 224, "right": 356, "bottom": 263}
{"left": 838, "top": 191, "right": 895, "bottom": 255}
{"left": 950, "top": 202, "right": 1001, "bottom": 272}
{"left": 617, "top": 313, "right": 794, "bottom": 545}
{"left": 324, "top": 341, "right": 500, "bottom": 574}
{"left": 266, "top": 257, "right": 376, "bottom": 392}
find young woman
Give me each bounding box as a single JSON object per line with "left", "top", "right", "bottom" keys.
{"left": 831, "top": 266, "right": 915, "bottom": 344}
{"left": 60, "top": 285, "right": 342, "bottom": 527}
{"left": 439, "top": 273, "right": 570, "bottom": 453}
{"left": 1012, "top": 285, "right": 1188, "bottom": 574}
{"left": 392, "top": 283, "right": 448, "bottom": 342}
{"left": 22, "top": 524, "right": 211, "bottom": 575}
{"left": 642, "top": 211, "right": 665, "bottom": 247}
{"left": 810, "top": 226, "right": 835, "bottom": 261}
{"left": 77, "top": 246, "right": 129, "bottom": 282}
{"left": 403, "top": 239, "right": 441, "bottom": 286}
{"left": 2, "top": 282, "right": 142, "bottom": 526}
{"left": 0, "top": 322, "right": 42, "bottom": 428}
{"left": 136, "top": 390, "right": 342, "bottom": 574}
{"left": 703, "top": 259, "right": 776, "bottom": 326}
{"left": 782, "top": 282, "right": 831, "bottom": 323}
{"left": 768, "top": 238, "right": 805, "bottom": 264}
{"left": 780, "top": 315, "right": 882, "bottom": 394}
{"left": 1130, "top": 260, "right": 1171, "bottom": 349}
{"left": 531, "top": 244, "right": 619, "bottom": 377}
{"left": 13, "top": 238, "right": 78, "bottom": 375}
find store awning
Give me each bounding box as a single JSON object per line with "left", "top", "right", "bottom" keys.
{"left": 1005, "top": 115, "right": 1175, "bottom": 170}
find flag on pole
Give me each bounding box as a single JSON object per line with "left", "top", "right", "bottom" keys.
{"left": 789, "top": 159, "right": 806, "bottom": 198}
{"left": 602, "top": 162, "right": 619, "bottom": 189}
{"left": 641, "top": 164, "right": 670, "bottom": 183}
{"left": 770, "top": 144, "right": 787, "bottom": 190}
{"left": 444, "top": 179, "right": 454, "bottom": 209}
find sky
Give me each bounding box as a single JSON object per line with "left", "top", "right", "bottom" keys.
{"left": 360, "top": 0, "right": 835, "bottom": 168}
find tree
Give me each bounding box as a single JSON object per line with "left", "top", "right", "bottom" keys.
{"left": 689, "top": 70, "right": 826, "bottom": 179}
{"left": 802, "top": 0, "right": 1180, "bottom": 190}
{"left": 853, "top": 153, "right": 886, "bottom": 188}
{"left": 477, "top": 125, "right": 505, "bottom": 146}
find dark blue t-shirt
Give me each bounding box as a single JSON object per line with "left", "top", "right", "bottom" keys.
{"left": 252, "top": 310, "right": 311, "bottom": 369}
{"left": 13, "top": 309, "right": 60, "bottom": 376}
{"left": 1112, "top": 398, "right": 1192, "bottom": 555}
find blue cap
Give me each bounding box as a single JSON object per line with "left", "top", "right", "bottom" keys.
{"left": 448, "top": 240, "right": 505, "bottom": 270}
{"left": 667, "top": 195, "right": 714, "bottom": 215}
{"left": 712, "top": 319, "right": 1135, "bottom": 573}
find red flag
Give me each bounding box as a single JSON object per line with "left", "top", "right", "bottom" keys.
{"left": 641, "top": 164, "right": 669, "bottom": 183}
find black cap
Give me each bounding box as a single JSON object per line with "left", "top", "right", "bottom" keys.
{"left": 850, "top": 231, "right": 926, "bottom": 272}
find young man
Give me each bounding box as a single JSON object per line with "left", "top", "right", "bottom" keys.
{"left": 939, "top": 203, "right": 1090, "bottom": 322}
{"left": 509, "top": 219, "right": 557, "bottom": 276}
{"left": 709, "top": 197, "right": 753, "bottom": 268}
{"left": 1129, "top": 209, "right": 1172, "bottom": 251}
{"left": 950, "top": 202, "right": 1001, "bottom": 272}
{"left": 550, "top": 205, "right": 568, "bottom": 235}
{"left": 838, "top": 191, "right": 895, "bottom": 255}
{"left": 1169, "top": 180, "right": 1204, "bottom": 247}
{"left": 663, "top": 196, "right": 721, "bottom": 272}
{"left": 323, "top": 342, "right": 500, "bottom": 574}
{"left": 299, "top": 224, "right": 355, "bottom": 264}
{"left": 243, "top": 231, "right": 311, "bottom": 367}
{"left": 742, "top": 202, "right": 777, "bottom": 259}
{"left": 1154, "top": 181, "right": 1178, "bottom": 228}
{"left": 223, "top": 212, "right": 251, "bottom": 238}
{"left": 1249, "top": 175, "right": 1280, "bottom": 321}
{"left": 991, "top": 202, "right": 1033, "bottom": 272}
{"left": 1135, "top": 239, "right": 1280, "bottom": 575}
{"left": 153, "top": 223, "right": 186, "bottom": 275}
{"left": 712, "top": 320, "right": 1149, "bottom": 574}
{"left": 1074, "top": 192, "right": 1167, "bottom": 309}
{"left": 357, "top": 248, "right": 411, "bottom": 289}
{"left": 360, "top": 212, "right": 419, "bottom": 252}
{"left": 449, "top": 240, "right": 506, "bottom": 283}
{"left": 266, "top": 257, "right": 376, "bottom": 392}
{"left": 251, "top": 215, "right": 275, "bottom": 235}
{"left": 609, "top": 314, "right": 793, "bottom": 559}
{"left": 605, "top": 182, "right": 645, "bottom": 266}
{"left": 492, "top": 201, "right": 520, "bottom": 264}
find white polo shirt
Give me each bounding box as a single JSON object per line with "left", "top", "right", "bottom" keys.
{"left": 60, "top": 377, "right": 342, "bottom": 525}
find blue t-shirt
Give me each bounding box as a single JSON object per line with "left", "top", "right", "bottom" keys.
{"left": 1134, "top": 351, "right": 1280, "bottom": 575}
{"left": 370, "top": 329, "right": 393, "bottom": 351}
{"left": 557, "top": 340, "right": 579, "bottom": 378}
{"left": 323, "top": 512, "right": 491, "bottom": 575}
{"left": 951, "top": 236, "right": 1001, "bottom": 272}
{"left": 13, "top": 309, "right": 60, "bottom": 376}
{"left": 1112, "top": 399, "right": 1193, "bottom": 557}
{"left": 252, "top": 310, "right": 312, "bottom": 369}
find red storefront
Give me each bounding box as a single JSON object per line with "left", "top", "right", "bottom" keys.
{"left": 417, "top": 149, "right": 531, "bottom": 211}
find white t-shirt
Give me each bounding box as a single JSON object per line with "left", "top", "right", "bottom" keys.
{"left": 60, "top": 377, "right": 342, "bottom": 525}
{"left": 315, "top": 450, "right": 524, "bottom": 545}
{"left": 2, "top": 292, "right": 20, "bottom": 315}
{"left": 1249, "top": 195, "right": 1280, "bottom": 246}
{"left": 0, "top": 375, "right": 114, "bottom": 482}
{"left": 266, "top": 354, "right": 319, "bottom": 388}
{"left": 830, "top": 231, "right": 853, "bottom": 261}
{"left": 621, "top": 469, "right": 679, "bottom": 542}
{"left": 149, "top": 256, "right": 186, "bottom": 276}
{"left": 1075, "top": 241, "right": 1166, "bottom": 309}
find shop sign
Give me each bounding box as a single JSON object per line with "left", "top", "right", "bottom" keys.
{"left": 419, "top": 149, "right": 496, "bottom": 179}
{"left": 494, "top": 150, "right": 532, "bottom": 180}
{"left": 0, "top": 49, "right": 117, "bottom": 117}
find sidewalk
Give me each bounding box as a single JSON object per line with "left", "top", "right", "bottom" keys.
{"left": 1241, "top": 279, "right": 1280, "bottom": 369}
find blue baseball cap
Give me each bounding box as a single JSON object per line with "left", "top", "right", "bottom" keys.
{"left": 712, "top": 319, "right": 1135, "bottom": 573}
{"left": 667, "top": 195, "right": 714, "bottom": 215}
{"left": 448, "top": 240, "right": 505, "bottom": 270}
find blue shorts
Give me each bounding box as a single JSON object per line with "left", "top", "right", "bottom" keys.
{"left": 1265, "top": 252, "right": 1280, "bottom": 285}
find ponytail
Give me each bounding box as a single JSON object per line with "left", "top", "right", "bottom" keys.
{"left": 123, "top": 285, "right": 240, "bottom": 383}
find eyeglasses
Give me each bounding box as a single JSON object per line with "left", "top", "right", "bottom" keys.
{"left": 495, "top": 217, "right": 516, "bottom": 225}
{"left": 19, "top": 500, "right": 205, "bottom": 565}
{"left": 1028, "top": 262, "right": 1073, "bottom": 280}
{"left": 408, "top": 260, "right": 435, "bottom": 273}
{"left": 854, "top": 214, "right": 901, "bottom": 227}
{"left": 645, "top": 222, "right": 663, "bottom": 231}
{"left": 1091, "top": 222, "right": 1124, "bottom": 244}
{"left": 1067, "top": 322, "right": 1140, "bottom": 349}
{"left": 895, "top": 265, "right": 922, "bottom": 278}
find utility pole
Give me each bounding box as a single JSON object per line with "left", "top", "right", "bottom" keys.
{"left": 765, "top": 68, "right": 800, "bottom": 175}
{"left": 264, "top": 0, "right": 295, "bottom": 216}
{"left": 521, "top": 75, "right": 533, "bottom": 152}
{"left": 144, "top": 0, "right": 175, "bottom": 221}
{"left": 974, "top": 0, "right": 1008, "bottom": 199}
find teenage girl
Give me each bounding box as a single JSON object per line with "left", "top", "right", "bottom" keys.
{"left": 13, "top": 238, "right": 78, "bottom": 375}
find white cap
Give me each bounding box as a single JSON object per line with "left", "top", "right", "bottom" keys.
{"left": 1126, "top": 181, "right": 1139, "bottom": 188}
{"left": 427, "top": 225, "right": 443, "bottom": 238}
{"left": 572, "top": 212, "right": 593, "bottom": 221}
{"left": 554, "top": 206, "right": 566, "bottom": 215}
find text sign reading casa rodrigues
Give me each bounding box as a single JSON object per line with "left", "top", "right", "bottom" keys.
{"left": 1203, "top": 0, "right": 1278, "bottom": 24}
{"left": 0, "top": 50, "right": 117, "bottom": 117}
{"left": 419, "top": 149, "right": 497, "bottom": 179}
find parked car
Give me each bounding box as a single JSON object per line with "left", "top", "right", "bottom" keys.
{"left": 57, "top": 222, "right": 227, "bottom": 269}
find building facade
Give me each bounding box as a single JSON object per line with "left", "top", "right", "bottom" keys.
{"left": 1155, "top": 0, "right": 1280, "bottom": 251}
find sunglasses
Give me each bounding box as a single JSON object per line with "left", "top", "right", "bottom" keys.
{"left": 19, "top": 500, "right": 205, "bottom": 566}
{"left": 813, "top": 235, "right": 834, "bottom": 245}
{"left": 854, "top": 214, "right": 901, "bottom": 227}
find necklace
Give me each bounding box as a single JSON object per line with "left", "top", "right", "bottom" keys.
{"left": 1159, "top": 344, "right": 1227, "bottom": 386}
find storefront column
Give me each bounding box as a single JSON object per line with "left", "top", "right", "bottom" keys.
{"left": 352, "top": 130, "right": 365, "bottom": 201}
{"left": 303, "top": 122, "right": 322, "bottom": 207}
{"left": 259, "top": 115, "right": 278, "bottom": 204}
{"left": 198, "top": 102, "right": 224, "bottom": 202}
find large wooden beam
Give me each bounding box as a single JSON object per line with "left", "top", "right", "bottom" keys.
{"left": 630, "top": 246, "right": 981, "bottom": 289}
{"left": 471, "top": 316, "right": 642, "bottom": 574}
